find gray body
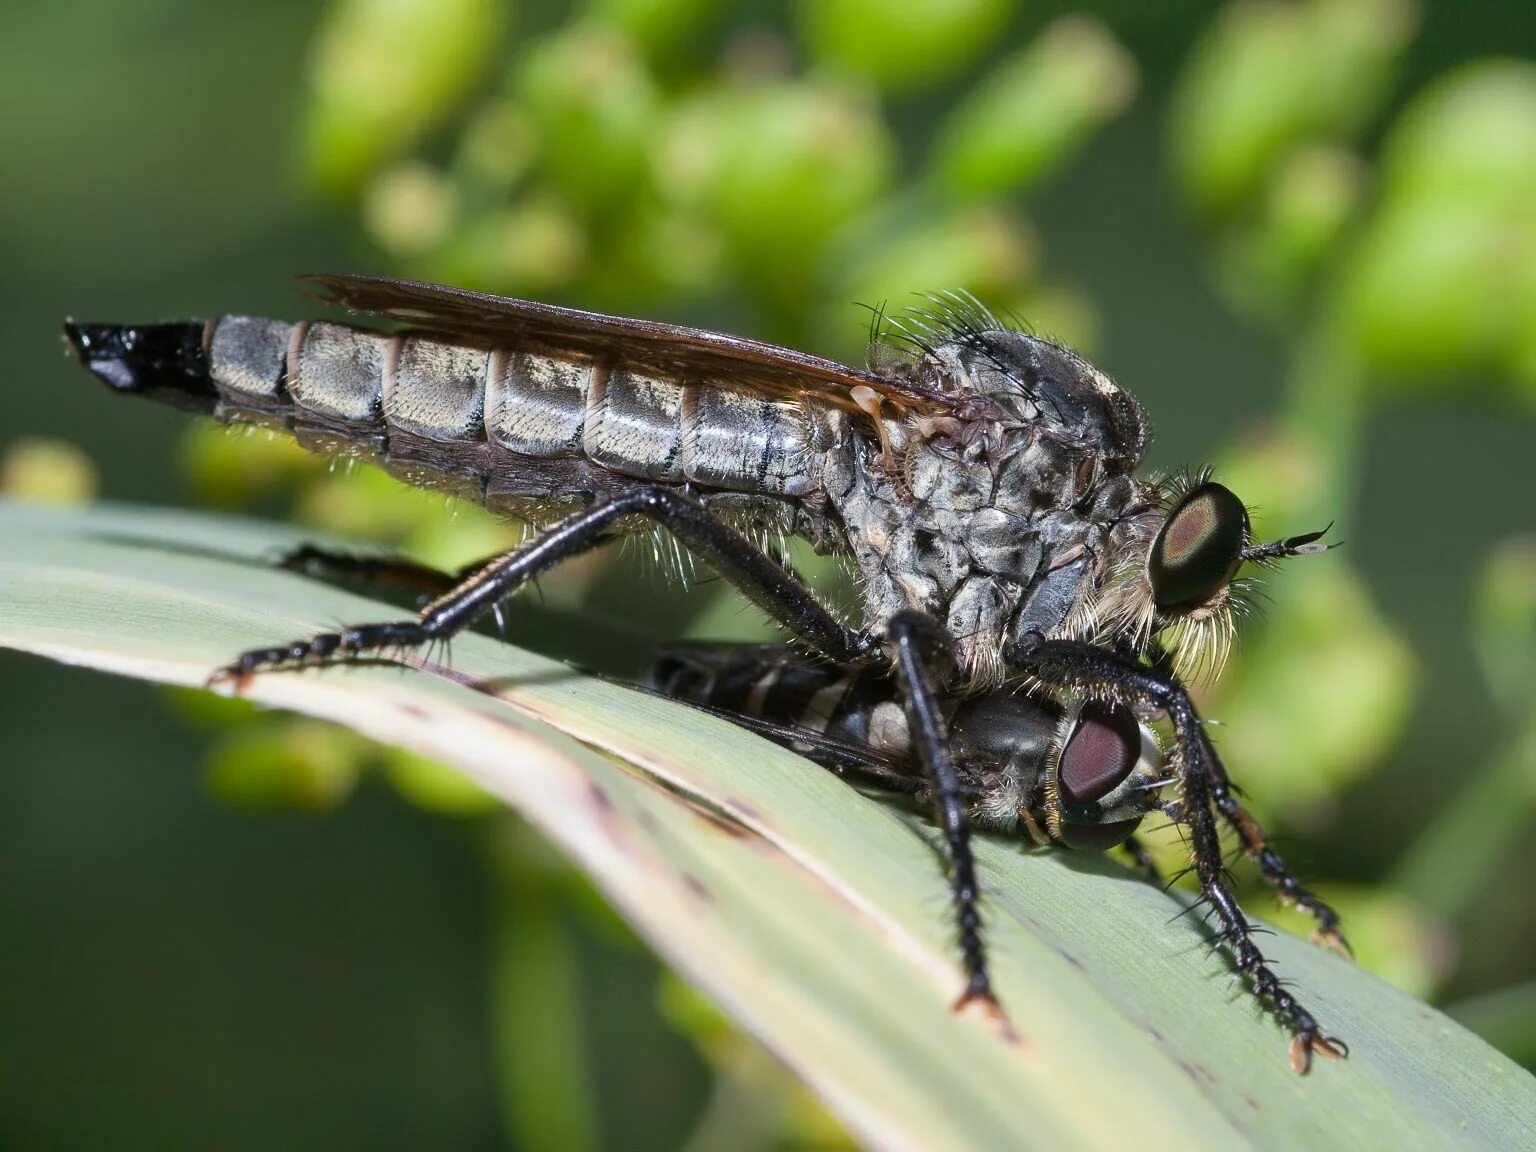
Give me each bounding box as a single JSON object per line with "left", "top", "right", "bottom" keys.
{"left": 209, "top": 315, "right": 833, "bottom": 507}
{"left": 202, "top": 310, "right": 1156, "bottom": 685}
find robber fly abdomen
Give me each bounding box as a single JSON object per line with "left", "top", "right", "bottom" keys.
{"left": 70, "top": 313, "right": 835, "bottom": 521}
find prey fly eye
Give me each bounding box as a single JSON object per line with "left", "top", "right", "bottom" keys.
{"left": 1148, "top": 481, "right": 1249, "bottom": 612}
{"left": 1058, "top": 701, "right": 1140, "bottom": 806}
{"left": 1057, "top": 701, "right": 1144, "bottom": 851}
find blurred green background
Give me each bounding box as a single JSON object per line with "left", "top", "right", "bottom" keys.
{"left": 3, "top": 0, "right": 1535, "bottom": 1147}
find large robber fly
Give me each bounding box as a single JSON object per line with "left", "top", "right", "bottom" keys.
{"left": 65, "top": 275, "right": 1344, "bottom": 1071}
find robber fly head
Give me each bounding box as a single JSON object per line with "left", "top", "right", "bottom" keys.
{"left": 1094, "top": 469, "right": 1333, "bottom": 679}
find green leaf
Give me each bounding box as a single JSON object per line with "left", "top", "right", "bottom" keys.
{"left": 4, "top": 499, "right": 1535, "bottom": 1150}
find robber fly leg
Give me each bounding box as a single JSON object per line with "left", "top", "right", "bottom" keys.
{"left": 278, "top": 544, "right": 462, "bottom": 599}
{"left": 1179, "top": 754, "right": 1347, "bottom": 1074}
{"left": 1009, "top": 634, "right": 1346, "bottom": 1073}
{"left": 212, "top": 486, "right": 876, "bottom": 687}
{"left": 1204, "top": 778, "right": 1351, "bottom": 958}
{"left": 885, "top": 611, "right": 1011, "bottom": 1035}
{"left": 1143, "top": 639, "right": 1350, "bottom": 955}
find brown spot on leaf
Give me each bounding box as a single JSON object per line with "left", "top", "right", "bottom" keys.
{"left": 587, "top": 782, "right": 615, "bottom": 813}
{"left": 688, "top": 804, "right": 754, "bottom": 839}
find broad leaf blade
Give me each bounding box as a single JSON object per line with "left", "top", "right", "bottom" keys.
{"left": 3, "top": 500, "right": 1533, "bottom": 1151}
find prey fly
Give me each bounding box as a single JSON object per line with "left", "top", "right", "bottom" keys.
{"left": 65, "top": 275, "right": 1343, "bottom": 1070}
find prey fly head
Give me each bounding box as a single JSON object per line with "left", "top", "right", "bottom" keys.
{"left": 950, "top": 692, "right": 1166, "bottom": 850}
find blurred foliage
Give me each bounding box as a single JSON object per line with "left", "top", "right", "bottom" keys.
{"left": 927, "top": 16, "right": 1136, "bottom": 198}
{"left": 1475, "top": 538, "right": 1536, "bottom": 714}
{"left": 1169, "top": 0, "right": 1417, "bottom": 221}
{"left": 11, "top": 0, "right": 1536, "bottom": 1146}
{"left": 1342, "top": 61, "right": 1536, "bottom": 390}
{"left": 0, "top": 437, "right": 98, "bottom": 505}
{"left": 797, "top": 0, "right": 1012, "bottom": 94}
{"left": 302, "top": 0, "right": 510, "bottom": 197}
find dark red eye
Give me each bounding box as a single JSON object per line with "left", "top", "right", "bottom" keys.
{"left": 1058, "top": 701, "right": 1141, "bottom": 806}
{"left": 1149, "top": 481, "right": 1248, "bottom": 612}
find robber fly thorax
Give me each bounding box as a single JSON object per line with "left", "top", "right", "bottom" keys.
{"left": 63, "top": 276, "right": 1345, "bottom": 1072}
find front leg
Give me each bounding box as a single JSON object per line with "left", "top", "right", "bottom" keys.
{"left": 1011, "top": 633, "right": 1346, "bottom": 1073}
{"left": 212, "top": 485, "right": 877, "bottom": 687}
{"left": 1142, "top": 641, "right": 1348, "bottom": 954}
{"left": 1207, "top": 775, "right": 1351, "bottom": 958}
{"left": 885, "top": 611, "right": 1004, "bottom": 1028}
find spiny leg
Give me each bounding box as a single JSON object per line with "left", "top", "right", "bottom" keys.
{"left": 213, "top": 486, "right": 876, "bottom": 686}
{"left": 1140, "top": 639, "right": 1349, "bottom": 953}
{"left": 1010, "top": 633, "right": 1345, "bottom": 1072}
{"left": 279, "top": 544, "right": 461, "bottom": 599}
{"left": 1178, "top": 757, "right": 1346, "bottom": 1074}
{"left": 886, "top": 611, "right": 1007, "bottom": 1033}
{"left": 1205, "top": 767, "right": 1350, "bottom": 958}
{"left": 278, "top": 546, "right": 531, "bottom": 639}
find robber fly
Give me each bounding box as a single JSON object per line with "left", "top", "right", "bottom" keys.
{"left": 64, "top": 275, "right": 1343, "bottom": 1070}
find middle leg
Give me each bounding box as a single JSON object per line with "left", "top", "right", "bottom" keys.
{"left": 885, "top": 610, "right": 1001, "bottom": 1023}
{"left": 1202, "top": 753, "right": 1351, "bottom": 958}
{"left": 212, "top": 486, "right": 877, "bottom": 686}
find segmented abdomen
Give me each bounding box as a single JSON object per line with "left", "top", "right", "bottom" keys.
{"left": 652, "top": 645, "right": 908, "bottom": 755}
{"left": 207, "top": 316, "right": 831, "bottom": 507}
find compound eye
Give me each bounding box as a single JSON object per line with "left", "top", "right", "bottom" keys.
{"left": 1149, "top": 482, "right": 1248, "bottom": 612}
{"left": 1060, "top": 816, "right": 1143, "bottom": 852}
{"left": 1058, "top": 701, "right": 1141, "bottom": 806}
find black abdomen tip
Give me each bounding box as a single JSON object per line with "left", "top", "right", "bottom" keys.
{"left": 63, "top": 320, "right": 214, "bottom": 411}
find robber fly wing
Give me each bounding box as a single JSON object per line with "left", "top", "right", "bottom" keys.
{"left": 302, "top": 273, "right": 965, "bottom": 416}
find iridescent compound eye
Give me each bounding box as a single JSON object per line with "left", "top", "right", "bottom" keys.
{"left": 1148, "top": 481, "right": 1249, "bottom": 612}
{"left": 1058, "top": 701, "right": 1141, "bottom": 807}
{"left": 1056, "top": 701, "right": 1144, "bottom": 851}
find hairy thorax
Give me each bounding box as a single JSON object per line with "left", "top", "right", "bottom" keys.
{"left": 822, "top": 326, "right": 1154, "bottom": 690}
